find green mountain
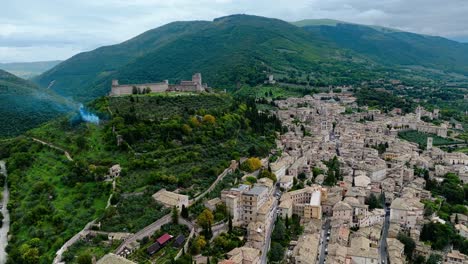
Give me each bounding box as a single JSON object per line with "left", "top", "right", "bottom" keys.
{"left": 0, "top": 60, "right": 62, "bottom": 79}
{"left": 297, "top": 21, "right": 468, "bottom": 74}
{"left": 35, "top": 15, "right": 375, "bottom": 101}
{"left": 35, "top": 15, "right": 468, "bottom": 102}
{"left": 0, "top": 69, "right": 73, "bottom": 137}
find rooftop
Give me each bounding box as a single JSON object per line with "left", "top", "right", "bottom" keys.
{"left": 309, "top": 190, "right": 321, "bottom": 206}
{"left": 245, "top": 185, "right": 268, "bottom": 196}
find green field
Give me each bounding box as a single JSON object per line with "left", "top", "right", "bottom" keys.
{"left": 398, "top": 130, "right": 459, "bottom": 148}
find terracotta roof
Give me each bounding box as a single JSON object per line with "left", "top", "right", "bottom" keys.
{"left": 157, "top": 233, "right": 172, "bottom": 245}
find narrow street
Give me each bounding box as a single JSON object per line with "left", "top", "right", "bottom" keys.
{"left": 0, "top": 161, "right": 10, "bottom": 264}
{"left": 379, "top": 206, "right": 390, "bottom": 263}
{"left": 318, "top": 218, "right": 330, "bottom": 264}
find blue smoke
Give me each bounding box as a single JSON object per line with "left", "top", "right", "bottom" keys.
{"left": 79, "top": 104, "right": 100, "bottom": 124}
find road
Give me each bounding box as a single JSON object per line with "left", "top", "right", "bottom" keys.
{"left": 31, "top": 137, "right": 73, "bottom": 161}
{"left": 379, "top": 206, "right": 390, "bottom": 264}
{"left": 0, "top": 161, "right": 10, "bottom": 264}
{"left": 318, "top": 218, "right": 330, "bottom": 264}
{"left": 115, "top": 213, "right": 172, "bottom": 255}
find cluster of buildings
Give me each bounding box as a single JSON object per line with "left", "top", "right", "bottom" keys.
{"left": 99, "top": 87, "right": 467, "bottom": 264}
{"left": 257, "top": 92, "right": 466, "bottom": 264}
{"left": 109, "top": 73, "right": 208, "bottom": 95}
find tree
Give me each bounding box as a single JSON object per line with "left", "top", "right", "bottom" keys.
{"left": 397, "top": 233, "right": 415, "bottom": 260}
{"left": 426, "top": 254, "right": 442, "bottom": 264}
{"left": 324, "top": 169, "right": 336, "bottom": 186}
{"left": 190, "top": 236, "right": 207, "bottom": 255}
{"left": 181, "top": 204, "right": 189, "bottom": 219}
{"left": 271, "top": 219, "right": 287, "bottom": 243}
{"left": 77, "top": 253, "right": 92, "bottom": 264}
{"left": 202, "top": 114, "right": 216, "bottom": 125}
{"left": 268, "top": 242, "right": 285, "bottom": 262}
{"left": 197, "top": 208, "right": 214, "bottom": 227}
{"left": 228, "top": 214, "right": 233, "bottom": 233}
{"left": 413, "top": 255, "right": 426, "bottom": 264}
{"left": 172, "top": 206, "right": 179, "bottom": 224}
{"left": 240, "top": 157, "right": 262, "bottom": 172}
{"left": 366, "top": 193, "right": 380, "bottom": 210}
{"left": 455, "top": 214, "right": 459, "bottom": 224}
{"left": 259, "top": 169, "right": 277, "bottom": 183}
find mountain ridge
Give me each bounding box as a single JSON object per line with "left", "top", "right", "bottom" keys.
{"left": 0, "top": 69, "right": 73, "bottom": 137}
{"left": 34, "top": 14, "right": 468, "bottom": 102}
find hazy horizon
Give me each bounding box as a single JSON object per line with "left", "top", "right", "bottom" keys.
{"left": 1, "top": 0, "right": 468, "bottom": 63}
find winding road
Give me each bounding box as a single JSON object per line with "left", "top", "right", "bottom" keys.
{"left": 0, "top": 161, "right": 10, "bottom": 264}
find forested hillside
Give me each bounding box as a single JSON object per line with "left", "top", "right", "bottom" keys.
{"left": 299, "top": 21, "right": 468, "bottom": 75}
{"left": 35, "top": 15, "right": 377, "bottom": 101}
{"left": 0, "top": 92, "right": 280, "bottom": 263}
{"left": 35, "top": 15, "right": 468, "bottom": 103}
{"left": 0, "top": 70, "right": 72, "bottom": 137}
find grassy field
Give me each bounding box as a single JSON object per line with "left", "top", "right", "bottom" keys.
{"left": 398, "top": 130, "right": 459, "bottom": 148}
{"left": 234, "top": 85, "right": 315, "bottom": 100}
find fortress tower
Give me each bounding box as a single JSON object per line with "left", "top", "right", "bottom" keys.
{"left": 427, "top": 137, "right": 433, "bottom": 150}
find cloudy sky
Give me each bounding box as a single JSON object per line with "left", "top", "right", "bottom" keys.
{"left": 1, "top": 0, "right": 467, "bottom": 62}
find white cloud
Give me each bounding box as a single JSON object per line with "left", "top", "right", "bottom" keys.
{"left": 0, "top": 0, "right": 467, "bottom": 62}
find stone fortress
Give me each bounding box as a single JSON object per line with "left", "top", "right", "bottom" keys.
{"left": 109, "top": 73, "right": 208, "bottom": 96}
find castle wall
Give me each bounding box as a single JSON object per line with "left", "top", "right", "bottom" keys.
{"left": 110, "top": 82, "right": 169, "bottom": 96}
{"left": 109, "top": 73, "right": 206, "bottom": 96}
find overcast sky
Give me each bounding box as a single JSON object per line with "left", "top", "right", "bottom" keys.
{"left": 1, "top": 0, "right": 467, "bottom": 63}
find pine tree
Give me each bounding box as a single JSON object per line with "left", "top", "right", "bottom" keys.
{"left": 455, "top": 214, "right": 459, "bottom": 224}
{"left": 181, "top": 204, "right": 189, "bottom": 219}
{"left": 206, "top": 257, "right": 210, "bottom": 264}
{"left": 228, "top": 214, "right": 233, "bottom": 233}
{"left": 285, "top": 215, "right": 290, "bottom": 229}
{"left": 172, "top": 206, "right": 179, "bottom": 224}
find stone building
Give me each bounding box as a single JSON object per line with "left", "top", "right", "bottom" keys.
{"left": 152, "top": 189, "right": 188, "bottom": 211}
{"left": 110, "top": 73, "right": 207, "bottom": 95}
{"left": 277, "top": 186, "right": 326, "bottom": 221}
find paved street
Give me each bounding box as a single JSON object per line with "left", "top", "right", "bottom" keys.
{"left": 379, "top": 206, "right": 390, "bottom": 264}
{"left": 318, "top": 218, "right": 330, "bottom": 264}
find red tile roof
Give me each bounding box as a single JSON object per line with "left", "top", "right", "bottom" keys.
{"left": 157, "top": 233, "right": 172, "bottom": 245}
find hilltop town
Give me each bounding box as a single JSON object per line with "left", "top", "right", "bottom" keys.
{"left": 47, "top": 85, "right": 467, "bottom": 264}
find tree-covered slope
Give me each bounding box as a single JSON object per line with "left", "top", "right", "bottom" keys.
{"left": 0, "top": 69, "right": 73, "bottom": 137}
{"left": 35, "top": 15, "right": 468, "bottom": 103}
{"left": 300, "top": 22, "right": 468, "bottom": 74}
{"left": 35, "top": 15, "right": 370, "bottom": 101}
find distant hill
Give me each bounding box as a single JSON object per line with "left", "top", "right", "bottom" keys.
{"left": 298, "top": 21, "right": 468, "bottom": 74}
{"left": 0, "top": 69, "right": 73, "bottom": 137}
{"left": 34, "top": 15, "right": 375, "bottom": 101}
{"left": 35, "top": 15, "right": 468, "bottom": 102}
{"left": 0, "top": 60, "right": 62, "bottom": 79}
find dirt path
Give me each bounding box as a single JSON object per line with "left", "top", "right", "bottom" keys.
{"left": 31, "top": 137, "right": 73, "bottom": 161}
